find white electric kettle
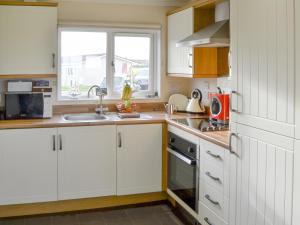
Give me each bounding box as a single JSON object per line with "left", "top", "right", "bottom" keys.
{"left": 186, "top": 89, "right": 206, "bottom": 113}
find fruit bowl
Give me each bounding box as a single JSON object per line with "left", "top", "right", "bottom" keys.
{"left": 116, "top": 101, "right": 137, "bottom": 113}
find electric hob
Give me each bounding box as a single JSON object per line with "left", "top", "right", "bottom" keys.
{"left": 171, "top": 118, "right": 229, "bottom": 132}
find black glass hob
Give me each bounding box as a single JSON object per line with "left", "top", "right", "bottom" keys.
{"left": 171, "top": 118, "right": 229, "bottom": 132}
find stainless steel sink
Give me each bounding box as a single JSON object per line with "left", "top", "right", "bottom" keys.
{"left": 63, "top": 113, "right": 109, "bottom": 121}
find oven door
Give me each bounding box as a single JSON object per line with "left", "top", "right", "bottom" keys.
{"left": 167, "top": 147, "right": 198, "bottom": 213}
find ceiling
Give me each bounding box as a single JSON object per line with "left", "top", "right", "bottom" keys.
{"left": 57, "top": 0, "right": 189, "bottom": 6}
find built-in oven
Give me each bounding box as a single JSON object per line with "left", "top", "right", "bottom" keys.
{"left": 167, "top": 131, "right": 199, "bottom": 214}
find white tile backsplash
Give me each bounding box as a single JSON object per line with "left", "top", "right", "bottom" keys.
{"left": 188, "top": 76, "right": 231, "bottom": 106}
{"left": 189, "top": 78, "right": 217, "bottom": 105}
{"left": 217, "top": 76, "right": 232, "bottom": 93}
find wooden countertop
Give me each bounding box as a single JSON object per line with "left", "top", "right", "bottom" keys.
{"left": 0, "top": 112, "right": 230, "bottom": 149}
{"left": 166, "top": 117, "right": 230, "bottom": 149}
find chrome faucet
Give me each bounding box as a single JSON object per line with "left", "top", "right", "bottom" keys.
{"left": 87, "top": 85, "right": 108, "bottom": 114}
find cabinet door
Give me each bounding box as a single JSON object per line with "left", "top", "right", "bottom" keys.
{"left": 58, "top": 126, "right": 116, "bottom": 200}
{"left": 229, "top": 123, "right": 293, "bottom": 225}
{"left": 0, "top": 6, "right": 57, "bottom": 75}
{"left": 293, "top": 140, "right": 300, "bottom": 225}
{"left": 0, "top": 128, "right": 57, "bottom": 205}
{"left": 295, "top": 0, "right": 300, "bottom": 140}
{"left": 230, "top": 0, "right": 295, "bottom": 137}
{"left": 168, "top": 8, "right": 193, "bottom": 75}
{"left": 117, "top": 124, "right": 162, "bottom": 195}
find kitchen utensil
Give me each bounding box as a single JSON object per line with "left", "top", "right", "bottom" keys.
{"left": 186, "top": 89, "right": 206, "bottom": 113}
{"left": 209, "top": 87, "right": 230, "bottom": 124}
{"left": 164, "top": 103, "right": 175, "bottom": 115}
{"left": 168, "top": 94, "right": 189, "bottom": 112}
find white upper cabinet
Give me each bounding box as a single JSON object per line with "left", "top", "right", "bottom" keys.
{"left": 57, "top": 126, "right": 117, "bottom": 200}
{"left": 168, "top": 8, "right": 193, "bottom": 75}
{"left": 0, "top": 128, "right": 58, "bottom": 205}
{"left": 295, "top": 0, "right": 300, "bottom": 140}
{"left": 229, "top": 122, "right": 294, "bottom": 225}
{"left": 116, "top": 124, "right": 162, "bottom": 195}
{"left": 230, "top": 0, "right": 295, "bottom": 137}
{"left": 0, "top": 5, "right": 57, "bottom": 75}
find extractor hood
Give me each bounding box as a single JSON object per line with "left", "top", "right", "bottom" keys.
{"left": 176, "top": 20, "right": 229, "bottom": 48}
{"left": 176, "top": 1, "right": 230, "bottom": 48}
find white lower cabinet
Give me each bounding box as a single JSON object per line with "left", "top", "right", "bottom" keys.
{"left": 0, "top": 124, "right": 163, "bottom": 206}
{"left": 293, "top": 140, "right": 300, "bottom": 225}
{"left": 229, "top": 123, "right": 294, "bottom": 225}
{"left": 199, "top": 202, "right": 228, "bottom": 225}
{"left": 0, "top": 128, "right": 58, "bottom": 205}
{"left": 116, "top": 124, "right": 162, "bottom": 195}
{"left": 199, "top": 138, "right": 229, "bottom": 225}
{"left": 57, "top": 126, "right": 117, "bottom": 200}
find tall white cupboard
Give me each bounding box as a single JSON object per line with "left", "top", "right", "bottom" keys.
{"left": 230, "top": 0, "right": 295, "bottom": 138}
{"left": 229, "top": 0, "right": 296, "bottom": 225}
{"left": 293, "top": 0, "right": 300, "bottom": 224}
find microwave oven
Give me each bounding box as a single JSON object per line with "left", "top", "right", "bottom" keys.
{"left": 5, "top": 92, "right": 52, "bottom": 119}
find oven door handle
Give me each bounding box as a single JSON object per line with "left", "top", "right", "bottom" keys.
{"left": 167, "top": 148, "right": 196, "bottom": 165}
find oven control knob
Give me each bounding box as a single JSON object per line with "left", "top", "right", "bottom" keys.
{"left": 188, "top": 146, "right": 194, "bottom": 153}
{"left": 170, "top": 137, "right": 176, "bottom": 143}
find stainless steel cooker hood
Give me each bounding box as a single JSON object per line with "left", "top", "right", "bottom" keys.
{"left": 176, "top": 19, "right": 229, "bottom": 48}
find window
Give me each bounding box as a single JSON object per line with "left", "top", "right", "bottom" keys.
{"left": 58, "top": 27, "right": 160, "bottom": 100}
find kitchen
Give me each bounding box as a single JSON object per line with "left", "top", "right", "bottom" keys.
{"left": 0, "top": 0, "right": 299, "bottom": 225}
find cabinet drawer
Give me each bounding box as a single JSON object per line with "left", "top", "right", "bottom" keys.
{"left": 201, "top": 162, "right": 229, "bottom": 197}
{"left": 201, "top": 139, "right": 227, "bottom": 169}
{"left": 199, "top": 180, "right": 229, "bottom": 220}
{"left": 199, "top": 202, "right": 228, "bottom": 225}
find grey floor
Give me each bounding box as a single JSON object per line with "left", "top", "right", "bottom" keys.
{"left": 0, "top": 204, "right": 187, "bottom": 225}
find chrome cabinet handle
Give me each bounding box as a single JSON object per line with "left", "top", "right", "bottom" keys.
{"left": 188, "top": 53, "right": 193, "bottom": 68}
{"left": 52, "top": 135, "right": 56, "bottom": 151}
{"left": 205, "top": 171, "right": 221, "bottom": 182}
{"left": 229, "top": 133, "right": 238, "bottom": 156}
{"left": 206, "top": 151, "right": 222, "bottom": 160}
{"left": 111, "top": 61, "right": 116, "bottom": 74}
{"left": 230, "top": 90, "right": 238, "bottom": 113}
{"left": 59, "top": 134, "right": 62, "bottom": 150}
{"left": 118, "top": 132, "right": 122, "bottom": 148}
{"left": 204, "top": 217, "right": 213, "bottom": 225}
{"left": 52, "top": 53, "right": 55, "bottom": 68}
{"left": 205, "top": 194, "right": 220, "bottom": 206}
{"left": 228, "top": 50, "right": 231, "bottom": 69}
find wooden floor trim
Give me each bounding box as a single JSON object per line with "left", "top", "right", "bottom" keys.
{"left": 0, "top": 192, "right": 168, "bottom": 218}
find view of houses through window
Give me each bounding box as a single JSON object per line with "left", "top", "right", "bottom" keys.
{"left": 113, "top": 35, "right": 151, "bottom": 94}
{"left": 59, "top": 28, "right": 159, "bottom": 100}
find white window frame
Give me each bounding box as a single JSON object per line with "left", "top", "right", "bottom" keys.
{"left": 57, "top": 26, "right": 161, "bottom": 101}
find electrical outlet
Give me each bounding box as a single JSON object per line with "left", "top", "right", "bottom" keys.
{"left": 202, "top": 81, "right": 209, "bottom": 90}
{"left": 202, "top": 90, "right": 209, "bottom": 105}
